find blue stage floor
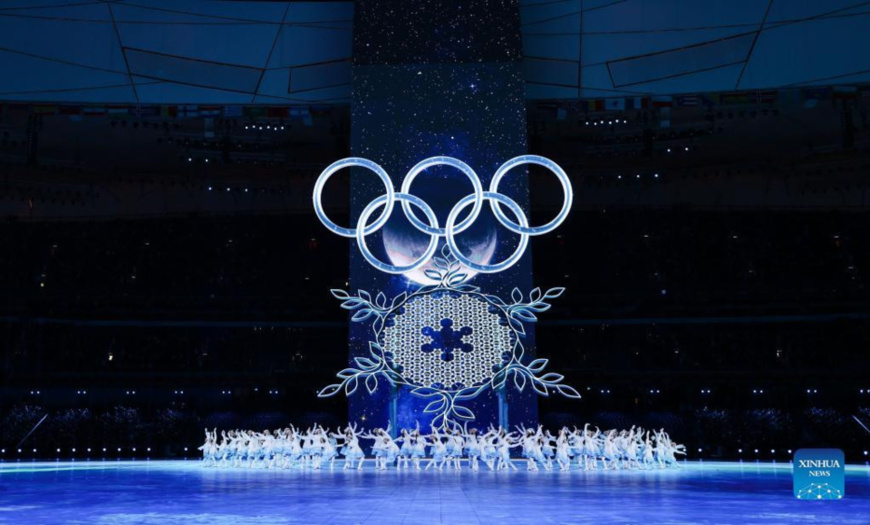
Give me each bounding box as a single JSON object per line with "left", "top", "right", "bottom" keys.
{"left": 1, "top": 460, "right": 868, "bottom": 524}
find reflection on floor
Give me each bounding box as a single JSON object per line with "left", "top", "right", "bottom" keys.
{"left": 0, "top": 460, "right": 868, "bottom": 524}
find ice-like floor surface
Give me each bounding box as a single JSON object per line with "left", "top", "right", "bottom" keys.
{"left": 0, "top": 460, "right": 868, "bottom": 524}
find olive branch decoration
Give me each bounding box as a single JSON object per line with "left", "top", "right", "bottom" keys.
{"left": 318, "top": 245, "right": 580, "bottom": 429}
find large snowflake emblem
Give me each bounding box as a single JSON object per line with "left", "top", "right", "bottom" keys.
{"left": 384, "top": 293, "right": 512, "bottom": 389}
{"left": 317, "top": 246, "right": 580, "bottom": 429}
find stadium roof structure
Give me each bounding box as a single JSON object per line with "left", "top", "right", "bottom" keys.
{"left": 0, "top": 1, "right": 354, "bottom": 104}
{"left": 0, "top": 0, "right": 868, "bottom": 104}
{"left": 521, "top": 0, "right": 870, "bottom": 99}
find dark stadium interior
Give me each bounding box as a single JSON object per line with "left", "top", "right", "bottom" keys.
{"left": 3, "top": 2, "right": 870, "bottom": 524}
{"left": 2, "top": 98, "right": 869, "bottom": 460}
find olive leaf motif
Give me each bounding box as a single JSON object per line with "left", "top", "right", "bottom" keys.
{"left": 318, "top": 246, "right": 579, "bottom": 429}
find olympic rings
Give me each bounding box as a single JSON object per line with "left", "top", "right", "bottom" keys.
{"left": 312, "top": 155, "right": 573, "bottom": 274}
{"left": 356, "top": 193, "right": 440, "bottom": 274}
{"left": 313, "top": 157, "right": 394, "bottom": 238}
{"left": 490, "top": 155, "right": 573, "bottom": 236}
{"left": 446, "top": 192, "right": 529, "bottom": 273}
{"left": 400, "top": 156, "right": 483, "bottom": 236}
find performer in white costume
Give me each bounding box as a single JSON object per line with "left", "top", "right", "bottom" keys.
{"left": 198, "top": 422, "right": 685, "bottom": 472}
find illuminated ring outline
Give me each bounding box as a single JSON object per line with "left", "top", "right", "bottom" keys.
{"left": 445, "top": 191, "right": 529, "bottom": 273}
{"left": 313, "top": 157, "right": 394, "bottom": 238}
{"left": 489, "top": 155, "right": 573, "bottom": 236}
{"left": 400, "top": 156, "right": 484, "bottom": 237}
{"left": 356, "top": 193, "right": 440, "bottom": 274}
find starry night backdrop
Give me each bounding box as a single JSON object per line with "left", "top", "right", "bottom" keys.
{"left": 347, "top": 0, "right": 539, "bottom": 431}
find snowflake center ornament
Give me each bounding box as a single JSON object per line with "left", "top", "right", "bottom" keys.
{"left": 388, "top": 293, "right": 508, "bottom": 387}
{"left": 313, "top": 155, "right": 580, "bottom": 429}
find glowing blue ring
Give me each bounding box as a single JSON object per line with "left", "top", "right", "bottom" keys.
{"left": 356, "top": 193, "right": 440, "bottom": 274}
{"left": 313, "top": 157, "right": 394, "bottom": 238}
{"left": 489, "top": 155, "right": 573, "bottom": 236}
{"left": 400, "top": 156, "right": 483, "bottom": 236}
{"left": 445, "top": 191, "right": 529, "bottom": 273}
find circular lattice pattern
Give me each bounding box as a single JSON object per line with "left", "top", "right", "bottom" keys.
{"left": 796, "top": 483, "right": 843, "bottom": 500}
{"left": 382, "top": 293, "right": 512, "bottom": 389}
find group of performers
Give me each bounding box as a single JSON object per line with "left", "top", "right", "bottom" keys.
{"left": 198, "top": 423, "right": 686, "bottom": 472}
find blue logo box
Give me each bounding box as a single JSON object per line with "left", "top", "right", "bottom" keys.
{"left": 793, "top": 448, "right": 845, "bottom": 500}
